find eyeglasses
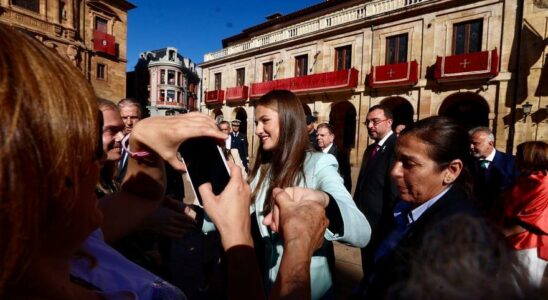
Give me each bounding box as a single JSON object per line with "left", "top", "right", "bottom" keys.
{"left": 363, "top": 119, "right": 389, "bottom": 126}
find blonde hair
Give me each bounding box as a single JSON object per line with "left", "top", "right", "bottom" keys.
{"left": 0, "top": 24, "right": 99, "bottom": 293}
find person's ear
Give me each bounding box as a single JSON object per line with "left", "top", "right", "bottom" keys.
{"left": 443, "top": 159, "right": 463, "bottom": 184}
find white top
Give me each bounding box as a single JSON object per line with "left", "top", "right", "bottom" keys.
{"left": 321, "top": 143, "right": 334, "bottom": 154}
{"left": 482, "top": 148, "right": 497, "bottom": 168}
{"left": 407, "top": 185, "right": 452, "bottom": 224}
{"left": 377, "top": 130, "right": 394, "bottom": 146}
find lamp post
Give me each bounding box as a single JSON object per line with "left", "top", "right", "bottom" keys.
{"left": 522, "top": 102, "right": 533, "bottom": 118}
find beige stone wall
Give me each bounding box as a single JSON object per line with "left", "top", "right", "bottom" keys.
{"left": 0, "top": 0, "right": 132, "bottom": 102}
{"left": 201, "top": 0, "right": 547, "bottom": 165}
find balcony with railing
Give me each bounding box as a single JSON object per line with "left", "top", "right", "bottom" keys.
{"left": 204, "top": 90, "right": 225, "bottom": 105}
{"left": 204, "top": 0, "right": 431, "bottom": 62}
{"left": 156, "top": 101, "right": 185, "bottom": 109}
{"left": 367, "top": 60, "right": 419, "bottom": 88}
{"left": 93, "top": 30, "right": 116, "bottom": 56}
{"left": 225, "top": 86, "right": 249, "bottom": 102}
{"left": 250, "top": 68, "right": 359, "bottom": 98}
{"left": 434, "top": 49, "right": 499, "bottom": 82}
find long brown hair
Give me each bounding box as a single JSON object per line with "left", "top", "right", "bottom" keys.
{"left": 516, "top": 141, "right": 548, "bottom": 175}
{"left": 249, "top": 90, "right": 311, "bottom": 214}
{"left": 0, "top": 24, "right": 99, "bottom": 294}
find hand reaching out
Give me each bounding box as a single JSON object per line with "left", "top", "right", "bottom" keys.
{"left": 198, "top": 163, "right": 252, "bottom": 250}
{"left": 263, "top": 187, "right": 329, "bottom": 235}
{"left": 263, "top": 188, "right": 329, "bottom": 256}
{"left": 130, "top": 113, "right": 227, "bottom": 172}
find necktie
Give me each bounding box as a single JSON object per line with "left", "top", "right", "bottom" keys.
{"left": 374, "top": 200, "right": 413, "bottom": 263}
{"left": 480, "top": 159, "right": 489, "bottom": 169}
{"left": 369, "top": 144, "right": 380, "bottom": 160}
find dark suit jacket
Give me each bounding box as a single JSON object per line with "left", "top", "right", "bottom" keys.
{"left": 116, "top": 150, "right": 129, "bottom": 183}
{"left": 471, "top": 150, "right": 517, "bottom": 213}
{"left": 364, "top": 187, "right": 480, "bottom": 298}
{"left": 354, "top": 133, "right": 398, "bottom": 236}
{"left": 327, "top": 143, "right": 352, "bottom": 192}
{"left": 230, "top": 132, "right": 248, "bottom": 169}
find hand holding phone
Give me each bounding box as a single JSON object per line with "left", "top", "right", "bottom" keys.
{"left": 179, "top": 137, "right": 231, "bottom": 205}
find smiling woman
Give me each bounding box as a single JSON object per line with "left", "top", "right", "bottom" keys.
{"left": 248, "top": 89, "right": 371, "bottom": 299}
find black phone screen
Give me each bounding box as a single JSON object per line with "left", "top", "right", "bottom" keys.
{"left": 179, "top": 137, "right": 230, "bottom": 205}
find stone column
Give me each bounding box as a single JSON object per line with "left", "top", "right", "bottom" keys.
{"left": 66, "top": 0, "right": 74, "bottom": 29}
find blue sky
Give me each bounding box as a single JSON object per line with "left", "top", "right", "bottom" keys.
{"left": 126, "top": 0, "right": 321, "bottom": 70}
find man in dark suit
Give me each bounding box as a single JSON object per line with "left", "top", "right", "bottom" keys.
{"left": 116, "top": 98, "right": 143, "bottom": 183}
{"left": 317, "top": 123, "right": 352, "bottom": 192}
{"left": 230, "top": 119, "right": 248, "bottom": 172}
{"left": 306, "top": 114, "right": 319, "bottom": 150}
{"left": 469, "top": 127, "right": 517, "bottom": 214}
{"left": 354, "top": 104, "right": 398, "bottom": 281}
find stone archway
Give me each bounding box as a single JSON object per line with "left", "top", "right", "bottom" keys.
{"left": 380, "top": 97, "right": 414, "bottom": 130}
{"left": 302, "top": 103, "right": 312, "bottom": 116}
{"left": 439, "top": 92, "right": 489, "bottom": 130}
{"left": 232, "top": 107, "right": 248, "bottom": 135}
{"left": 212, "top": 108, "right": 223, "bottom": 124}
{"left": 329, "top": 101, "right": 357, "bottom": 150}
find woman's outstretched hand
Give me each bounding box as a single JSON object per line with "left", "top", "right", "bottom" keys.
{"left": 198, "top": 163, "right": 252, "bottom": 250}
{"left": 130, "top": 112, "right": 227, "bottom": 172}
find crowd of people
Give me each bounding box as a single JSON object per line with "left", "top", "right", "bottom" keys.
{"left": 1, "top": 23, "right": 547, "bottom": 300}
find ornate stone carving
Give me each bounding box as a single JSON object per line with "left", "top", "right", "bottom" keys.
{"left": 533, "top": 0, "right": 548, "bottom": 9}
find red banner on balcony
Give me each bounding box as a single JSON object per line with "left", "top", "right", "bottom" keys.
{"left": 367, "top": 61, "right": 418, "bottom": 88}
{"left": 205, "top": 90, "right": 224, "bottom": 105}
{"left": 434, "top": 49, "right": 499, "bottom": 82}
{"left": 250, "top": 68, "right": 359, "bottom": 98}
{"left": 93, "top": 30, "right": 115, "bottom": 56}
{"left": 226, "top": 86, "right": 249, "bottom": 102}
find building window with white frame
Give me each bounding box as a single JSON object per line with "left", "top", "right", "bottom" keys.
{"left": 95, "top": 16, "right": 108, "bottom": 33}
{"left": 295, "top": 54, "right": 308, "bottom": 77}
{"left": 453, "top": 19, "right": 483, "bottom": 55}
{"left": 12, "top": 0, "right": 39, "bottom": 13}
{"left": 335, "top": 45, "right": 352, "bottom": 71}
{"left": 214, "top": 73, "right": 222, "bottom": 90}
{"left": 160, "top": 89, "right": 165, "bottom": 101}
{"left": 96, "top": 63, "right": 106, "bottom": 80}
{"left": 168, "top": 70, "right": 175, "bottom": 85}
{"left": 263, "top": 62, "right": 273, "bottom": 82}
{"left": 236, "top": 68, "right": 245, "bottom": 86}
{"left": 386, "top": 34, "right": 408, "bottom": 64}
{"left": 167, "top": 90, "right": 175, "bottom": 102}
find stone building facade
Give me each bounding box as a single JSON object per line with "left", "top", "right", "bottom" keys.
{"left": 0, "top": 0, "right": 135, "bottom": 102}
{"left": 128, "top": 47, "right": 201, "bottom": 116}
{"left": 200, "top": 0, "right": 547, "bottom": 166}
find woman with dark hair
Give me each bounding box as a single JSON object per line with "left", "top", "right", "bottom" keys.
{"left": 249, "top": 90, "right": 370, "bottom": 299}
{"left": 362, "top": 116, "right": 484, "bottom": 298}
{"left": 497, "top": 141, "right": 548, "bottom": 286}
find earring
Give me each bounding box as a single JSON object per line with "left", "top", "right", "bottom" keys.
{"left": 445, "top": 177, "right": 453, "bottom": 183}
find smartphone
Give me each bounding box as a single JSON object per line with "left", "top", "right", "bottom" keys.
{"left": 179, "top": 137, "right": 231, "bottom": 205}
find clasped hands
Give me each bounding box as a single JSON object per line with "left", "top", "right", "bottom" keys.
{"left": 199, "top": 164, "right": 329, "bottom": 255}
